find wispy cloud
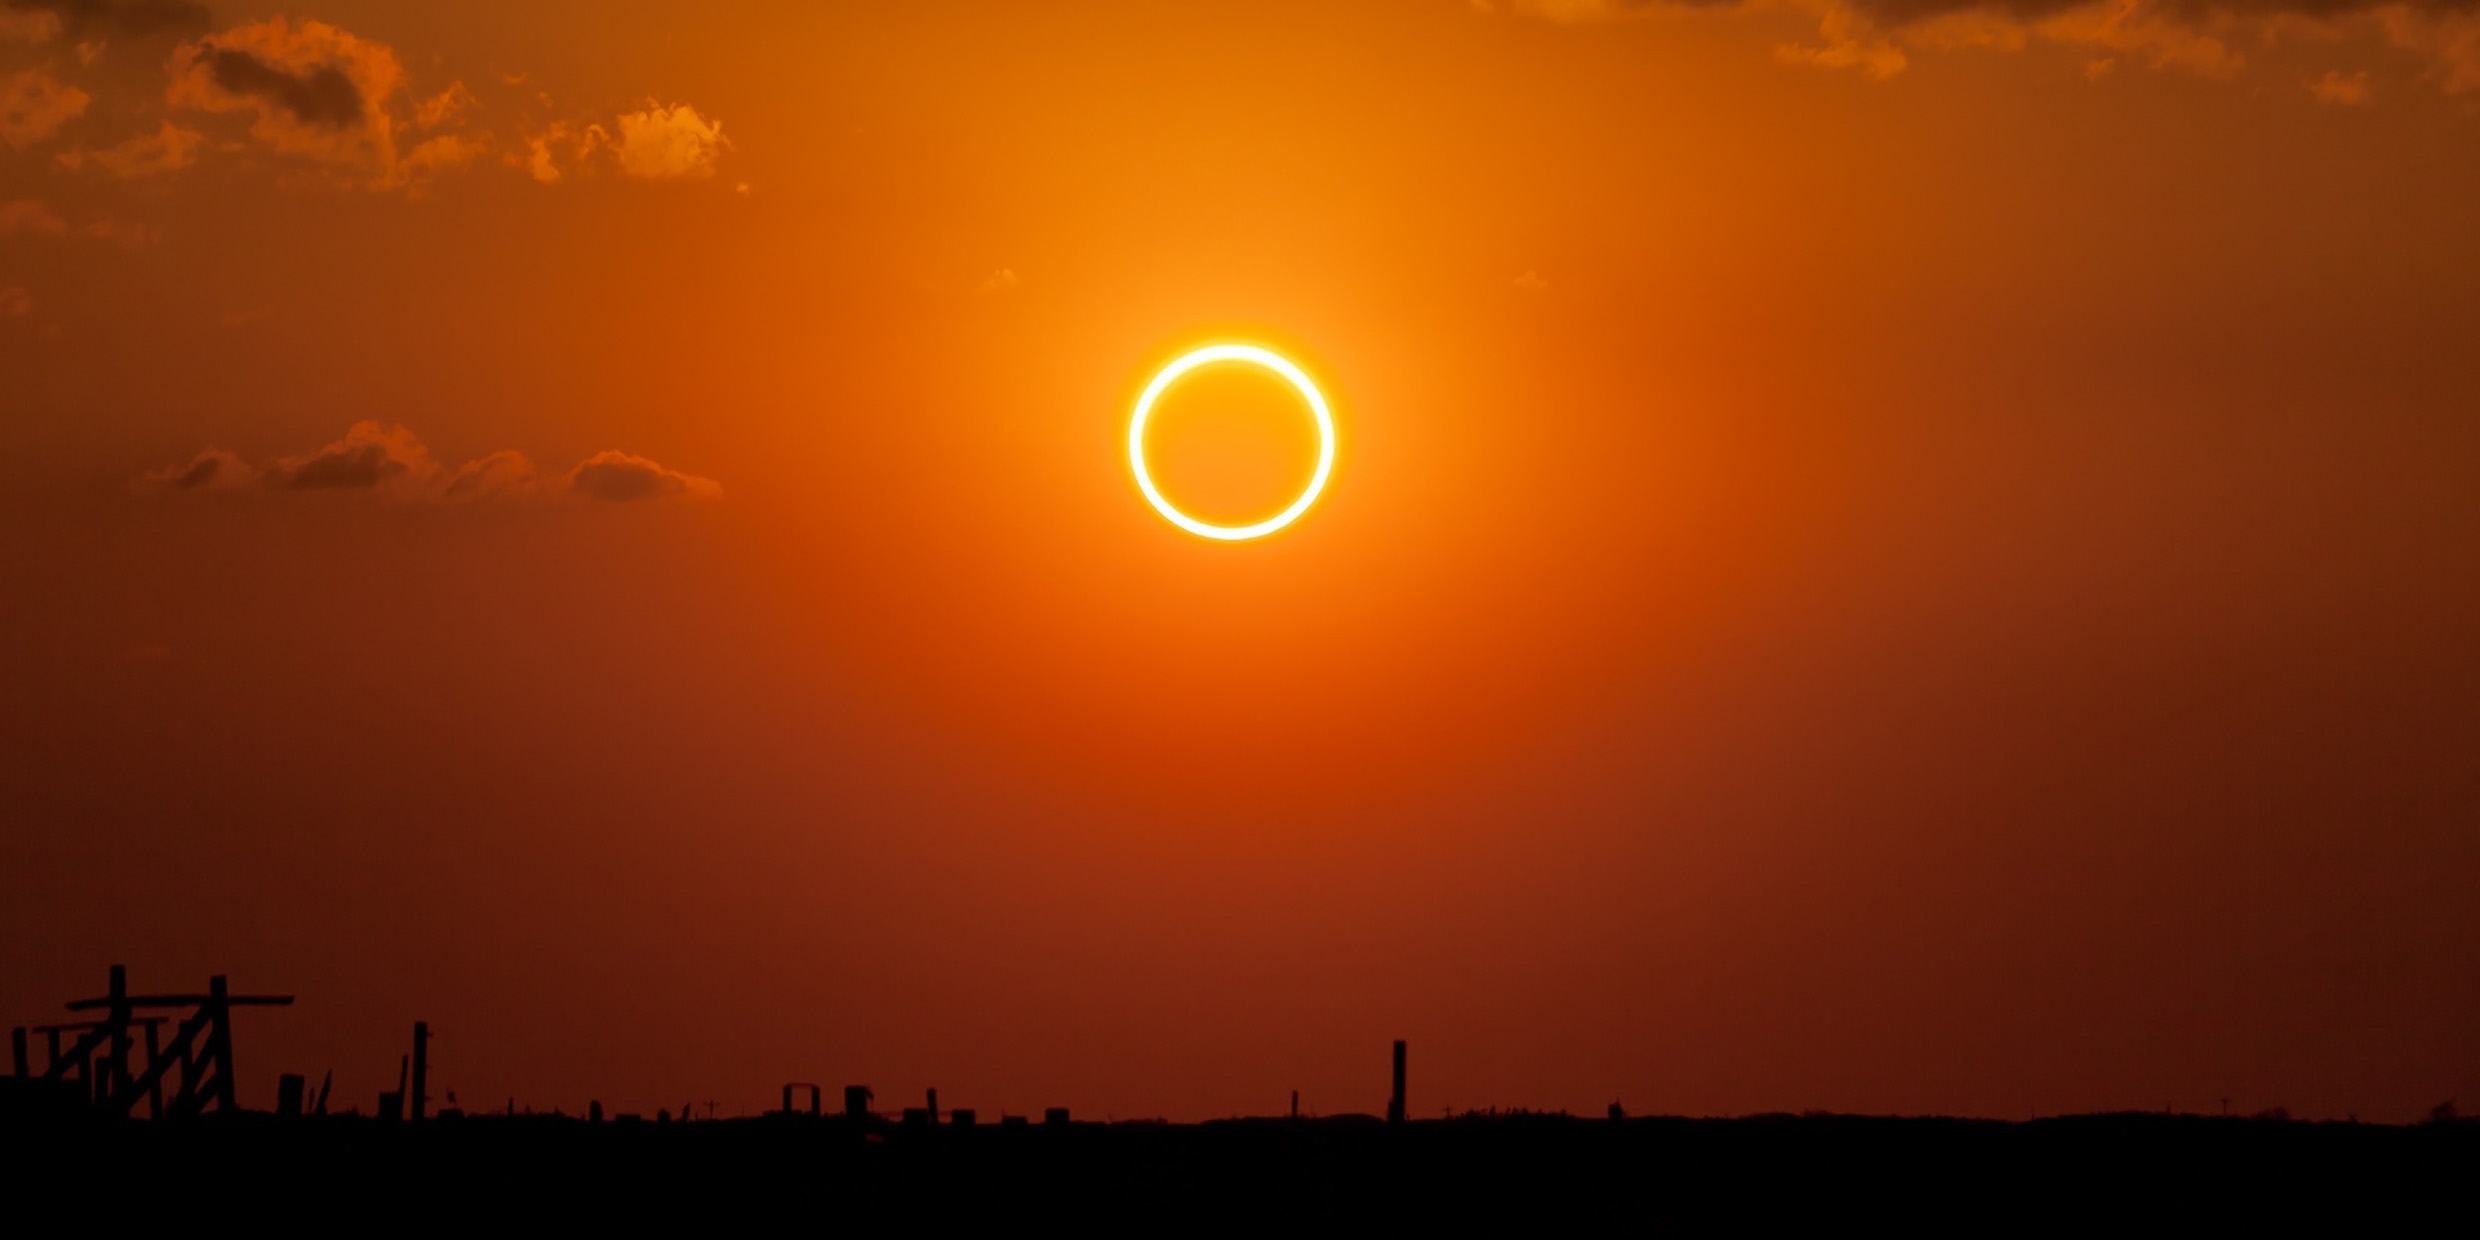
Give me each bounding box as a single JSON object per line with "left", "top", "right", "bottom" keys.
{"left": 1484, "top": 0, "right": 2480, "bottom": 94}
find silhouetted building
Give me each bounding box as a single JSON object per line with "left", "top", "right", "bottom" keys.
{"left": 1045, "top": 1108, "right": 1071, "bottom": 1126}
{"left": 845, "top": 1085, "right": 873, "bottom": 1122}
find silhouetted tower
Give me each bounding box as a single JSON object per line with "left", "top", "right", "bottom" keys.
{"left": 410, "top": 1022, "right": 430, "bottom": 1121}
{"left": 1388, "top": 1040, "right": 1407, "bottom": 1125}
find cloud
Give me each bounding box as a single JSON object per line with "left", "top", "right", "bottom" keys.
{"left": 197, "top": 46, "right": 365, "bottom": 127}
{"left": 2308, "top": 66, "right": 2373, "bottom": 100}
{"left": 517, "top": 123, "right": 572, "bottom": 183}
{"left": 0, "top": 6, "right": 59, "bottom": 42}
{"left": 514, "top": 102, "right": 731, "bottom": 185}
{"left": 266, "top": 420, "right": 435, "bottom": 491}
{"left": 440, "top": 449, "right": 539, "bottom": 501}
{"left": 386, "top": 131, "right": 485, "bottom": 189}
{"left": 57, "top": 120, "right": 200, "bottom": 176}
{"left": 413, "top": 80, "right": 474, "bottom": 130}
{"left": 1485, "top": 0, "right": 2480, "bottom": 89}
{"left": 0, "top": 195, "right": 153, "bottom": 244}
{"left": 567, "top": 450, "right": 721, "bottom": 502}
{"left": 166, "top": 18, "right": 405, "bottom": 174}
{"left": 14, "top": 13, "right": 741, "bottom": 194}
{"left": 141, "top": 447, "right": 254, "bottom": 490}
{"left": 145, "top": 423, "right": 719, "bottom": 504}
{"left": 1775, "top": 3, "right": 1912, "bottom": 78}
{"left": 0, "top": 68, "right": 89, "bottom": 148}
{"left": 2, "top": 0, "right": 208, "bottom": 41}
{"left": 0, "top": 197, "right": 68, "bottom": 235}
{"left": 612, "top": 101, "right": 727, "bottom": 179}
{"left": 2381, "top": 5, "right": 2480, "bottom": 91}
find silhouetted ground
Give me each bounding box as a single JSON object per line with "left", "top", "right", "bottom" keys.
{"left": 2, "top": 1107, "right": 2470, "bottom": 1226}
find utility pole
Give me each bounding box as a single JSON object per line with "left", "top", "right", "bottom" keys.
{"left": 410, "top": 1022, "right": 429, "bottom": 1121}
{"left": 1388, "top": 1040, "right": 1407, "bottom": 1125}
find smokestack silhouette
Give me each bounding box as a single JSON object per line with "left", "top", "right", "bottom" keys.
{"left": 411, "top": 1022, "right": 429, "bottom": 1121}
{"left": 1389, "top": 1040, "right": 1406, "bottom": 1125}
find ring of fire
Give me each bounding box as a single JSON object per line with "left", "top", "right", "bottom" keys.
{"left": 1128, "top": 344, "right": 1336, "bottom": 541}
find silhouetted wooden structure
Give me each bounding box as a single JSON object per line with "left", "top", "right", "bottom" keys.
{"left": 780, "top": 1082, "right": 822, "bottom": 1116}
{"left": 9, "top": 966, "right": 293, "bottom": 1119}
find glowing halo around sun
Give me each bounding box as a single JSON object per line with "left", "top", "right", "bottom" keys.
{"left": 1128, "top": 344, "right": 1336, "bottom": 541}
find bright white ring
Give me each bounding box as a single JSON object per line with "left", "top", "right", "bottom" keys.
{"left": 1128, "top": 344, "right": 1335, "bottom": 541}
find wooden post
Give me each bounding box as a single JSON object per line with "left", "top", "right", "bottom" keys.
{"left": 1388, "top": 1040, "right": 1406, "bottom": 1125}
{"left": 105, "top": 965, "right": 131, "bottom": 1106}
{"left": 410, "top": 1022, "right": 429, "bottom": 1121}
{"left": 204, "top": 976, "right": 238, "bottom": 1114}
{"left": 142, "top": 1021, "right": 164, "bottom": 1119}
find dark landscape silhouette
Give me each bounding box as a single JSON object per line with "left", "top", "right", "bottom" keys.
{"left": 4, "top": 966, "right": 2470, "bottom": 1223}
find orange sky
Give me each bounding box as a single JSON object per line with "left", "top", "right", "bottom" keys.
{"left": 5, "top": 0, "right": 2480, "bottom": 1122}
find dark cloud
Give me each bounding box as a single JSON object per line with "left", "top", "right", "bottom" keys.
{"left": 1842, "top": 0, "right": 2476, "bottom": 20}
{"left": 1540, "top": 0, "right": 2478, "bottom": 22}
{"left": 200, "top": 47, "right": 364, "bottom": 128}
{"left": 158, "top": 453, "right": 226, "bottom": 488}
{"left": 3, "top": 0, "right": 210, "bottom": 40}
{"left": 278, "top": 439, "right": 400, "bottom": 488}
{"left": 144, "top": 425, "right": 717, "bottom": 504}
{"left": 568, "top": 451, "right": 721, "bottom": 502}
{"left": 139, "top": 448, "right": 252, "bottom": 490}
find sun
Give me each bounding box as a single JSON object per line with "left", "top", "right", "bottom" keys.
{"left": 1128, "top": 344, "right": 1335, "bottom": 541}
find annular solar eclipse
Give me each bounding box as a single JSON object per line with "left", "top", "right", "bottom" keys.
{"left": 1127, "top": 344, "right": 1335, "bottom": 541}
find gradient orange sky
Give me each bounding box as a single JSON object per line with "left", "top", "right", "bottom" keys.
{"left": 6, "top": 0, "right": 2480, "bottom": 1122}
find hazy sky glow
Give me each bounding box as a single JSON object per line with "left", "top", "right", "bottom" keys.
{"left": 5, "top": 0, "right": 2479, "bottom": 1123}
